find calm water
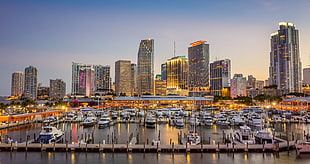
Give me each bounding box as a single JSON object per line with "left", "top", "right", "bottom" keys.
{"left": 0, "top": 122, "right": 310, "bottom": 163}
{"left": 1, "top": 151, "right": 310, "bottom": 164}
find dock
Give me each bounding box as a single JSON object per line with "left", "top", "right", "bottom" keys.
{"left": 0, "top": 141, "right": 296, "bottom": 153}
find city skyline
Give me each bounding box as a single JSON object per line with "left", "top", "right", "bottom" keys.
{"left": 1, "top": 0, "right": 310, "bottom": 96}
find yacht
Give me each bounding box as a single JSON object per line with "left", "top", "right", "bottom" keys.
{"left": 234, "top": 125, "right": 255, "bottom": 144}
{"left": 254, "top": 129, "right": 274, "bottom": 144}
{"left": 37, "top": 126, "right": 64, "bottom": 144}
{"left": 98, "top": 114, "right": 113, "bottom": 128}
{"left": 145, "top": 114, "right": 156, "bottom": 128}
{"left": 296, "top": 134, "right": 310, "bottom": 153}
{"left": 174, "top": 117, "right": 185, "bottom": 128}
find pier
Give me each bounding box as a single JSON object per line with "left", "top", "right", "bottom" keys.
{"left": 0, "top": 141, "right": 296, "bottom": 153}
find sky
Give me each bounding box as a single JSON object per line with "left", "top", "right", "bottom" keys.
{"left": 0, "top": 0, "right": 310, "bottom": 96}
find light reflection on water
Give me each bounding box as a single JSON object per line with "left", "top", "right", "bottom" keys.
{"left": 2, "top": 151, "right": 310, "bottom": 164}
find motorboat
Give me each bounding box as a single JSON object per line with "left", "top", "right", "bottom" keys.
{"left": 296, "top": 134, "right": 310, "bottom": 153}
{"left": 37, "top": 126, "right": 64, "bottom": 144}
{"left": 187, "top": 130, "right": 201, "bottom": 145}
{"left": 145, "top": 114, "right": 156, "bottom": 128}
{"left": 254, "top": 129, "right": 274, "bottom": 144}
{"left": 98, "top": 114, "right": 113, "bottom": 128}
{"left": 174, "top": 117, "right": 184, "bottom": 128}
{"left": 234, "top": 125, "right": 255, "bottom": 144}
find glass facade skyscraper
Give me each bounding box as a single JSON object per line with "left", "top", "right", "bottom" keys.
{"left": 50, "top": 79, "right": 66, "bottom": 99}
{"left": 188, "top": 40, "right": 210, "bottom": 96}
{"left": 210, "top": 59, "right": 231, "bottom": 96}
{"left": 137, "top": 39, "right": 154, "bottom": 95}
{"left": 166, "top": 56, "right": 188, "bottom": 96}
{"left": 24, "top": 66, "right": 38, "bottom": 100}
{"left": 71, "top": 62, "right": 94, "bottom": 97}
{"left": 269, "top": 22, "right": 302, "bottom": 94}
{"left": 115, "top": 60, "right": 132, "bottom": 96}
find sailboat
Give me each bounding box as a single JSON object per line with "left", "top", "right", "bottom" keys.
{"left": 187, "top": 119, "right": 201, "bottom": 145}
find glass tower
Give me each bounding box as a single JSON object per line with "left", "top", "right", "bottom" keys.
{"left": 137, "top": 39, "right": 154, "bottom": 95}
{"left": 166, "top": 56, "right": 188, "bottom": 95}
{"left": 210, "top": 59, "right": 231, "bottom": 96}
{"left": 269, "top": 22, "right": 302, "bottom": 94}
{"left": 115, "top": 60, "right": 132, "bottom": 96}
{"left": 188, "top": 40, "right": 210, "bottom": 96}
{"left": 94, "top": 65, "right": 111, "bottom": 92}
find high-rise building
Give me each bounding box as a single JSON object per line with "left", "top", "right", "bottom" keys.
{"left": 161, "top": 63, "right": 167, "bottom": 81}
{"left": 247, "top": 75, "right": 256, "bottom": 89}
{"left": 303, "top": 68, "right": 310, "bottom": 85}
{"left": 131, "top": 63, "right": 137, "bottom": 96}
{"left": 71, "top": 62, "right": 94, "bottom": 97}
{"left": 230, "top": 74, "right": 247, "bottom": 98}
{"left": 188, "top": 40, "right": 210, "bottom": 97}
{"left": 166, "top": 56, "right": 188, "bottom": 96}
{"left": 24, "top": 66, "right": 38, "bottom": 100}
{"left": 256, "top": 80, "right": 265, "bottom": 90}
{"left": 137, "top": 39, "right": 154, "bottom": 95}
{"left": 155, "top": 74, "right": 167, "bottom": 96}
{"left": 94, "top": 65, "right": 111, "bottom": 92}
{"left": 115, "top": 60, "right": 132, "bottom": 96}
{"left": 50, "top": 79, "right": 66, "bottom": 99}
{"left": 269, "top": 22, "right": 302, "bottom": 94}
{"left": 11, "top": 71, "right": 24, "bottom": 97}
{"left": 210, "top": 59, "right": 231, "bottom": 96}
{"left": 37, "top": 84, "right": 49, "bottom": 100}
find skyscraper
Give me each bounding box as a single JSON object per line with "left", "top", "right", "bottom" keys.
{"left": 230, "top": 74, "right": 247, "bottom": 98}
{"left": 137, "top": 39, "right": 154, "bottom": 95}
{"left": 131, "top": 63, "right": 137, "bottom": 96}
{"left": 11, "top": 71, "right": 24, "bottom": 97}
{"left": 24, "top": 66, "right": 38, "bottom": 100}
{"left": 71, "top": 62, "right": 94, "bottom": 97}
{"left": 50, "top": 79, "right": 66, "bottom": 99}
{"left": 269, "top": 22, "right": 302, "bottom": 94}
{"left": 115, "top": 60, "right": 132, "bottom": 96}
{"left": 188, "top": 40, "right": 210, "bottom": 97}
{"left": 161, "top": 63, "right": 167, "bottom": 81}
{"left": 94, "top": 65, "right": 111, "bottom": 92}
{"left": 166, "top": 56, "right": 188, "bottom": 96}
{"left": 303, "top": 68, "right": 310, "bottom": 85}
{"left": 210, "top": 59, "right": 231, "bottom": 96}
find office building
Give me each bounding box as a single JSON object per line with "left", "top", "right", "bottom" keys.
{"left": 94, "top": 65, "right": 111, "bottom": 92}
{"left": 188, "top": 40, "right": 210, "bottom": 96}
{"left": 166, "top": 56, "right": 188, "bottom": 96}
{"left": 115, "top": 60, "right": 132, "bottom": 96}
{"left": 230, "top": 74, "right": 247, "bottom": 98}
{"left": 210, "top": 59, "right": 231, "bottom": 96}
{"left": 137, "top": 39, "right": 154, "bottom": 95}
{"left": 71, "top": 62, "right": 94, "bottom": 97}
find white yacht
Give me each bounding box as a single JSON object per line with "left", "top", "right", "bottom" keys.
{"left": 174, "top": 117, "right": 184, "bottom": 128}
{"left": 254, "top": 129, "right": 274, "bottom": 144}
{"left": 37, "top": 126, "right": 64, "bottom": 144}
{"left": 98, "top": 114, "right": 113, "bottom": 128}
{"left": 145, "top": 114, "right": 156, "bottom": 128}
{"left": 234, "top": 125, "right": 255, "bottom": 144}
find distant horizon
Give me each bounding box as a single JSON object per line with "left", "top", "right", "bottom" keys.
{"left": 1, "top": 0, "right": 310, "bottom": 96}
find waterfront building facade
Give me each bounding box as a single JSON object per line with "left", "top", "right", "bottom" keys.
{"left": 11, "top": 71, "right": 24, "bottom": 97}
{"left": 93, "top": 65, "right": 111, "bottom": 92}
{"left": 154, "top": 74, "right": 167, "bottom": 96}
{"left": 269, "top": 22, "right": 302, "bottom": 94}
{"left": 230, "top": 74, "right": 247, "bottom": 98}
{"left": 115, "top": 60, "right": 132, "bottom": 96}
{"left": 210, "top": 59, "right": 231, "bottom": 96}
{"left": 71, "top": 62, "right": 94, "bottom": 97}
{"left": 247, "top": 75, "right": 256, "bottom": 89}
{"left": 50, "top": 79, "right": 66, "bottom": 99}
{"left": 137, "top": 39, "right": 154, "bottom": 95}
{"left": 188, "top": 40, "right": 210, "bottom": 97}
{"left": 24, "top": 66, "right": 38, "bottom": 100}
{"left": 37, "top": 84, "right": 49, "bottom": 100}
{"left": 166, "top": 56, "right": 189, "bottom": 96}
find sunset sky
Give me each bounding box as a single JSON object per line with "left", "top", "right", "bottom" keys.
{"left": 1, "top": 0, "right": 310, "bottom": 95}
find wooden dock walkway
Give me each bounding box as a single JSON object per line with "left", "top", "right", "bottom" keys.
{"left": 0, "top": 141, "right": 296, "bottom": 153}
